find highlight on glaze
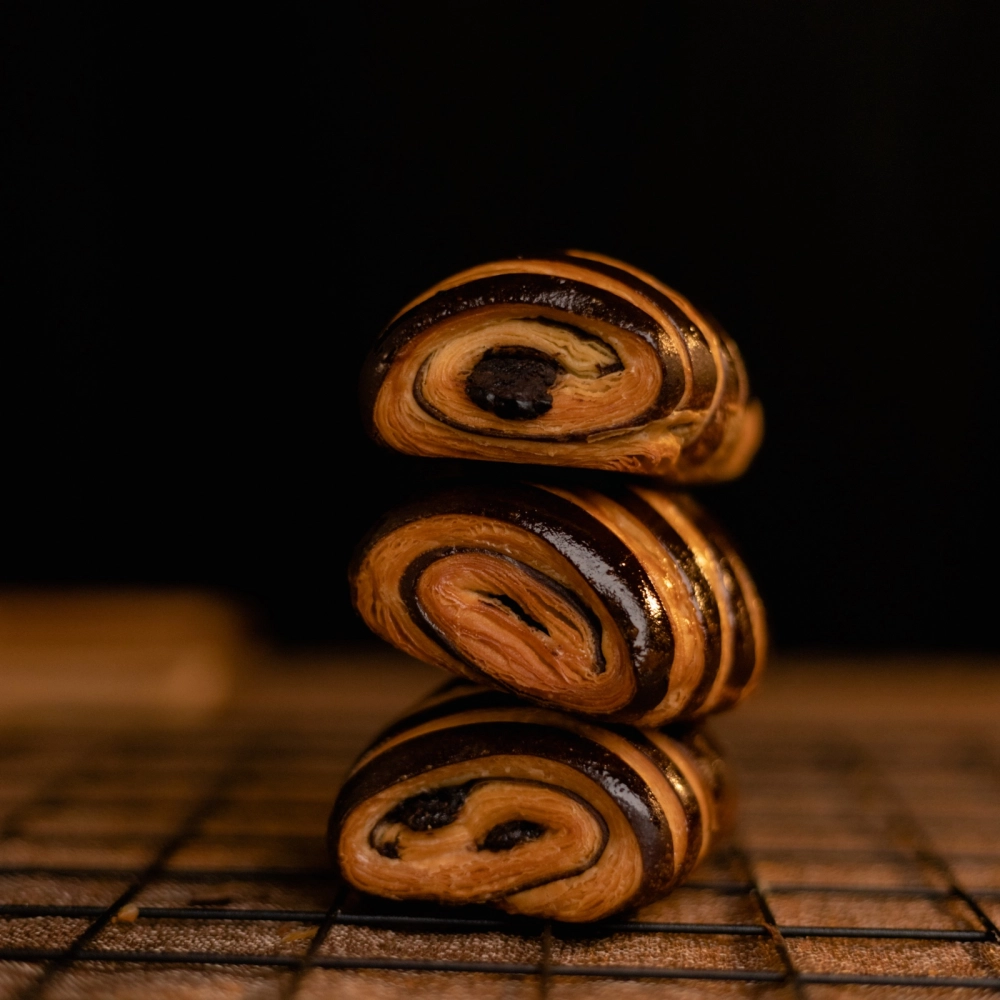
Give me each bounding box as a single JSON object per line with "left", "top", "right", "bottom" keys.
{"left": 360, "top": 251, "right": 763, "bottom": 480}
{"left": 329, "top": 682, "right": 728, "bottom": 921}
{"left": 350, "top": 481, "right": 766, "bottom": 725}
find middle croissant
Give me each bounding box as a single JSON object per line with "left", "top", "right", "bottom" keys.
{"left": 351, "top": 481, "right": 766, "bottom": 725}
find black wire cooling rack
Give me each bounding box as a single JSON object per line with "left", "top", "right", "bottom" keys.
{"left": 1, "top": 670, "right": 999, "bottom": 998}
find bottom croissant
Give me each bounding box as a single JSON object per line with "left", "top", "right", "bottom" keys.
{"left": 328, "top": 682, "right": 728, "bottom": 922}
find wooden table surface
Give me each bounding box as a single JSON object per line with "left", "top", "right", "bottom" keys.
{"left": 1, "top": 648, "right": 999, "bottom": 999}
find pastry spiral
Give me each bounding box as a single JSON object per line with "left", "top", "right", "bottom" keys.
{"left": 350, "top": 480, "right": 766, "bottom": 725}
{"left": 360, "top": 251, "right": 762, "bottom": 480}
{"left": 329, "top": 683, "right": 728, "bottom": 921}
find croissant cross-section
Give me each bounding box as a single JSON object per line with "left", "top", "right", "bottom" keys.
{"left": 361, "top": 251, "right": 762, "bottom": 480}
{"left": 350, "top": 481, "right": 766, "bottom": 725}
{"left": 329, "top": 685, "right": 729, "bottom": 922}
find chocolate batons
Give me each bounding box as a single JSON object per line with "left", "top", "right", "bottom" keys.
{"left": 361, "top": 251, "right": 762, "bottom": 480}
{"left": 329, "top": 683, "right": 728, "bottom": 922}
{"left": 350, "top": 481, "right": 766, "bottom": 725}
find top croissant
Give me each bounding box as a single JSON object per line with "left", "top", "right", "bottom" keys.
{"left": 360, "top": 251, "right": 762, "bottom": 481}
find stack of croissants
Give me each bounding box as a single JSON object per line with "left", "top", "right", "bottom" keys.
{"left": 329, "top": 252, "right": 767, "bottom": 922}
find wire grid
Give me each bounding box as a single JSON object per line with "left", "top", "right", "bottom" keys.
{"left": 1, "top": 670, "right": 999, "bottom": 998}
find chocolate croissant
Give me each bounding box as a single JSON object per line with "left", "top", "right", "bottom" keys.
{"left": 360, "top": 251, "right": 762, "bottom": 480}
{"left": 350, "top": 481, "right": 766, "bottom": 725}
{"left": 329, "top": 683, "right": 728, "bottom": 922}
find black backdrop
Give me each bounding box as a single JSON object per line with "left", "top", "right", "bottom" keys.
{"left": 4, "top": 3, "right": 998, "bottom": 650}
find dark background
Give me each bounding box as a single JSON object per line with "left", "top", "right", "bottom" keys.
{"left": 3, "top": 3, "right": 998, "bottom": 651}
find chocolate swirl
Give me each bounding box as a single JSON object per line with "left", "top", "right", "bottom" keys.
{"left": 329, "top": 683, "right": 728, "bottom": 921}
{"left": 350, "top": 481, "right": 766, "bottom": 724}
{"left": 360, "top": 251, "right": 762, "bottom": 480}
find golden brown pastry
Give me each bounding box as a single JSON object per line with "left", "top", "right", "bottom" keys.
{"left": 350, "top": 480, "right": 766, "bottom": 725}
{"left": 360, "top": 251, "right": 762, "bottom": 480}
{"left": 329, "top": 682, "right": 728, "bottom": 921}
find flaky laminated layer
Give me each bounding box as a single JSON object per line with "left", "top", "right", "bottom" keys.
{"left": 329, "top": 683, "right": 728, "bottom": 921}
{"left": 361, "top": 251, "right": 762, "bottom": 480}
{"left": 350, "top": 482, "right": 767, "bottom": 725}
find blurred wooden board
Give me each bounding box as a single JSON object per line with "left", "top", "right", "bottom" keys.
{"left": 0, "top": 651, "right": 998, "bottom": 998}
{"left": 0, "top": 592, "right": 248, "bottom": 720}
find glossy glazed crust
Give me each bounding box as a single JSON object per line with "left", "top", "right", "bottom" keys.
{"left": 328, "top": 683, "right": 727, "bottom": 921}
{"left": 350, "top": 481, "right": 766, "bottom": 725}
{"left": 360, "top": 251, "right": 762, "bottom": 480}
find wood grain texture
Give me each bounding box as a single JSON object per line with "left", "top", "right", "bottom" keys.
{"left": 1, "top": 652, "right": 998, "bottom": 997}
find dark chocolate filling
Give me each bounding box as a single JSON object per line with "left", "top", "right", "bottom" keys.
{"left": 480, "top": 592, "right": 550, "bottom": 635}
{"left": 479, "top": 820, "right": 545, "bottom": 852}
{"left": 466, "top": 347, "right": 562, "bottom": 421}
{"left": 374, "top": 839, "right": 399, "bottom": 859}
{"left": 384, "top": 782, "right": 472, "bottom": 831}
